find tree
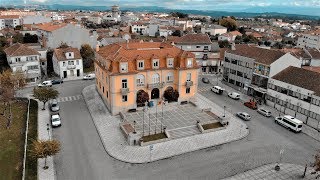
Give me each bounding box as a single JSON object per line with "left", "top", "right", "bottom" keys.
{"left": 219, "top": 18, "right": 237, "bottom": 31}
{"left": 31, "top": 139, "right": 60, "bottom": 169}
{"left": 170, "top": 12, "right": 188, "bottom": 18}
{"left": 0, "top": 70, "right": 26, "bottom": 128}
{"left": 218, "top": 40, "right": 230, "bottom": 48}
{"left": 264, "top": 41, "right": 271, "bottom": 46}
{"left": 164, "top": 88, "right": 179, "bottom": 102}
{"left": 272, "top": 42, "right": 284, "bottom": 49}
{"left": 172, "top": 30, "right": 182, "bottom": 37}
{"left": 58, "top": 42, "right": 69, "bottom": 48}
{"left": 12, "top": 33, "right": 23, "bottom": 43}
{"left": 33, "top": 87, "right": 59, "bottom": 110}
{"left": 23, "top": 33, "right": 38, "bottom": 43}
{"left": 80, "top": 44, "right": 95, "bottom": 68}
{"left": 238, "top": 27, "right": 246, "bottom": 35}
{"left": 136, "top": 90, "right": 149, "bottom": 107}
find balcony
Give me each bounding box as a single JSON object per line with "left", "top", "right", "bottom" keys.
{"left": 67, "top": 65, "right": 76, "bottom": 69}
{"left": 167, "top": 80, "right": 174, "bottom": 84}
{"left": 185, "top": 81, "right": 193, "bottom": 87}
{"left": 121, "top": 88, "right": 130, "bottom": 95}
{"left": 147, "top": 82, "right": 164, "bottom": 89}
{"left": 137, "top": 83, "right": 145, "bottom": 87}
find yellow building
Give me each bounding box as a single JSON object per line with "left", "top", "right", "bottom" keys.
{"left": 95, "top": 42, "right": 199, "bottom": 115}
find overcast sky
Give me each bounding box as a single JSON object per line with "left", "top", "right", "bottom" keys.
{"left": 2, "top": 0, "right": 320, "bottom": 11}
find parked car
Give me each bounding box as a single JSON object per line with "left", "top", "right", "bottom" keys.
{"left": 211, "top": 86, "right": 224, "bottom": 94}
{"left": 244, "top": 99, "right": 258, "bottom": 110}
{"left": 236, "top": 112, "right": 251, "bottom": 121}
{"left": 51, "top": 79, "right": 64, "bottom": 85}
{"left": 228, "top": 92, "right": 240, "bottom": 100}
{"left": 257, "top": 108, "right": 271, "bottom": 117}
{"left": 51, "top": 114, "right": 61, "bottom": 127}
{"left": 83, "top": 74, "right": 96, "bottom": 80}
{"left": 38, "top": 80, "right": 52, "bottom": 87}
{"left": 274, "top": 115, "right": 302, "bottom": 133}
{"left": 202, "top": 77, "right": 210, "bottom": 84}
{"left": 49, "top": 99, "right": 60, "bottom": 112}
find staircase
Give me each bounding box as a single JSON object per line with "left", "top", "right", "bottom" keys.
{"left": 167, "top": 125, "right": 201, "bottom": 139}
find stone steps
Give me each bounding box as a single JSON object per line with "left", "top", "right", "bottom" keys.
{"left": 167, "top": 125, "right": 201, "bottom": 139}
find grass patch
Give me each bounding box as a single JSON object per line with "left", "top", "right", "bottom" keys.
{"left": 83, "top": 66, "right": 94, "bottom": 73}
{"left": 142, "top": 132, "right": 167, "bottom": 143}
{"left": 202, "top": 122, "right": 223, "bottom": 130}
{"left": 25, "top": 99, "right": 38, "bottom": 180}
{"left": 0, "top": 99, "right": 28, "bottom": 180}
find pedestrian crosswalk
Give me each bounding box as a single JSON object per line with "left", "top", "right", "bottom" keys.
{"left": 198, "top": 86, "right": 212, "bottom": 92}
{"left": 50, "top": 95, "right": 83, "bottom": 103}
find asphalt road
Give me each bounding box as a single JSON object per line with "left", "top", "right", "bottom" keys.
{"left": 19, "top": 78, "right": 320, "bottom": 180}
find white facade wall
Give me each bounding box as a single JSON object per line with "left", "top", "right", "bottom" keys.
{"left": 52, "top": 55, "right": 83, "bottom": 79}
{"left": 310, "top": 59, "right": 320, "bottom": 66}
{"left": 297, "top": 34, "right": 320, "bottom": 49}
{"left": 269, "top": 53, "right": 301, "bottom": 77}
{"left": 0, "top": 18, "right": 21, "bottom": 30}
{"left": 23, "top": 15, "right": 52, "bottom": 24}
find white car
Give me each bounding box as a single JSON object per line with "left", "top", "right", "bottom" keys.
{"left": 38, "top": 80, "right": 52, "bottom": 87}
{"left": 257, "top": 108, "right": 271, "bottom": 117}
{"left": 83, "top": 74, "right": 96, "bottom": 80}
{"left": 51, "top": 114, "right": 61, "bottom": 127}
{"left": 236, "top": 112, "right": 251, "bottom": 121}
{"left": 228, "top": 92, "right": 240, "bottom": 100}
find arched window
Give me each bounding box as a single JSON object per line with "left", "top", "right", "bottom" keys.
{"left": 136, "top": 74, "right": 145, "bottom": 86}
{"left": 167, "top": 72, "right": 174, "bottom": 82}
{"left": 152, "top": 73, "right": 160, "bottom": 84}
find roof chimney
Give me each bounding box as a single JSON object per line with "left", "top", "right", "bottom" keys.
{"left": 231, "top": 43, "right": 236, "bottom": 50}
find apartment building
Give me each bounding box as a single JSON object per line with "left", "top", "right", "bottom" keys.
{"left": 174, "top": 34, "right": 222, "bottom": 74}
{"left": 201, "top": 24, "right": 227, "bottom": 36}
{"left": 267, "top": 66, "right": 320, "bottom": 128}
{"left": 297, "top": 34, "right": 320, "bottom": 49}
{"left": 95, "top": 42, "right": 199, "bottom": 115}
{"left": 0, "top": 15, "right": 21, "bottom": 30}
{"left": 4, "top": 43, "right": 41, "bottom": 83}
{"left": 223, "top": 45, "right": 301, "bottom": 98}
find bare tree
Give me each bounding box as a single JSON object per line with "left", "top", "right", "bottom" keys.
{"left": 0, "top": 70, "right": 26, "bottom": 128}
{"left": 30, "top": 139, "right": 61, "bottom": 169}
{"left": 33, "top": 87, "right": 59, "bottom": 110}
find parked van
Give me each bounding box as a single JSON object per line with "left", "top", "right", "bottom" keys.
{"left": 274, "top": 115, "right": 303, "bottom": 133}
{"left": 211, "top": 86, "right": 224, "bottom": 94}
{"left": 38, "top": 80, "right": 52, "bottom": 87}
{"left": 228, "top": 92, "right": 240, "bottom": 100}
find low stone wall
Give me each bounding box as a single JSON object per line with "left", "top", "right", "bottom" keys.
{"left": 197, "top": 121, "right": 227, "bottom": 134}
{"left": 119, "top": 122, "right": 133, "bottom": 138}
{"left": 140, "top": 130, "right": 170, "bottom": 146}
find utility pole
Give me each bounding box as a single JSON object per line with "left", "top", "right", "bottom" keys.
{"left": 155, "top": 100, "right": 158, "bottom": 134}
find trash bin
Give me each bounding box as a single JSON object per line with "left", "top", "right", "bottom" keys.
{"left": 148, "top": 101, "right": 154, "bottom": 107}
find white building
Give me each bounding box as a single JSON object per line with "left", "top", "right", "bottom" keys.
{"left": 297, "top": 34, "right": 320, "bottom": 49}
{"left": 52, "top": 47, "right": 83, "bottom": 79}
{"left": 201, "top": 24, "right": 227, "bottom": 36}
{"left": 88, "top": 15, "right": 102, "bottom": 24}
{"left": 0, "top": 15, "right": 21, "bottom": 30}
{"left": 130, "top": 22, "right": 148, "bottom": 35}
{"left": 23, "top": 15, "right": 52, "bottom": 24}
{"left": 267, "top": 66, "right": 320, "bottom": 128}
{"left": 4, "top": 43, "right": 41, "bottom": 83}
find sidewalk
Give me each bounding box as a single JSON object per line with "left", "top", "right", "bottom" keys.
{"left": 82, "top": 84, "right": 249, "bottom": 163}
{"left": 224, "top": 163, "right": 317, "bottom": 180}
{"left": 36, "top": 100, "right": 55, "bottom": 180}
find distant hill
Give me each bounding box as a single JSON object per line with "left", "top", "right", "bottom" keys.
{"left": 10, "top": 4, "right": 320, "bottom": 20}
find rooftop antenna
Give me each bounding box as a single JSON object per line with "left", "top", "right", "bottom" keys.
{"left": 124, "top": 34, "right": 130, "bottom": 49}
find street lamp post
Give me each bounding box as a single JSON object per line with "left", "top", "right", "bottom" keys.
{"left": 223, "top": 106, "right": 226, "bottom": 117}
{"left": 161, "top": 98, "right": 165, "bottom": 133}
{"left": 133, "top": 120, "right": 136, "bottom": 133}
{"left": 155, "top": 100, "right": 158, "bottom": 134}
{"left": 46, "top": 123, "right": 50, "bottom": 140}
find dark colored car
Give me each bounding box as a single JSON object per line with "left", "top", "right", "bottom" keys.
{"left": 202, "top": 77, "right": 210, "bottom": 84}
{"left": 51, "top": 79, "right": 64, "bottom": 84}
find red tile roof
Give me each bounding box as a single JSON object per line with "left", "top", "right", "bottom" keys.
{"left": 37, "top": 23, "right": 67, "bottom": 32}
{"left": 4, "top": 43, "right": 40, "bottom": 56}
{"left": 96, "top": 42, "right": 197, "bottom": 75}
{"left": 53, "top": 47, "right": 82, "bottom": 61}
{"left": 226, "top": 44, "right": 286, "bottom": 65}
{"left": 0, "top": 15, "right": 20, "bottom": 19}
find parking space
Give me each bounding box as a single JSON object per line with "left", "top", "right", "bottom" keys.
{"left": 125, "top": 104, "right": 217, "bottom": 136}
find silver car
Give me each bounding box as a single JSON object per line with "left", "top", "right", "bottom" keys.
{"left": 236, "top": 112, "right": 251, "bottom": 121}
{"left": 257, "top": 108, "right": 271, "bottom": 117}
{"left": 50, "top": 99, "right": 60, "bottom": 112}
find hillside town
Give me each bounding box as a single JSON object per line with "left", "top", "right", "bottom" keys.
{"left": 1, "top": 4, "right": 320, "bottom": 180}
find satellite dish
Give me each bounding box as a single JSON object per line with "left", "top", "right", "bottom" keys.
{"left": 124, "top": 34, "right": 130, "bottom": 41}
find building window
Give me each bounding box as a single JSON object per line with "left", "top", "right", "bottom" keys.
{"left": 136, "top": 74, "right": 145, "bottom": 86}
{"left": 137, "top": 60, "right": 144, "bottom": 69}
{"left": 122, "top": 79, "right": 127, "bottom": 88}
{"left": 120, "top": 62, "right": 128, "bottom": 72}
{"left": 77, "top": 60, "right": 79, "bottom": 65}
{"left": 15, "top": 57, "right": 21, "bottom": 62}
{"left": 103, "top": 86, "right": 104, "bottom": 93}
{"left": 69, "top": 53, "right": 72, "bottom": 57}
{"left": 106, "top": 91, "right": 108, "bottom": 98}
{"left": 27, "top": 65, "right": 39, "bottom": 70}
{"left": 196, "top": 45, "right": 201, "bottom": 48}
{"left": 204, "top": 46, "right": 209, "bottom": 50}
{"left": 153, "top": 59, "right": 159, "bottom": 69}
{"left": 63, "top": 62, "right": 66, "bottom": 66}
{"left": 186, "top": 87, "right": 190, "bottom": 94}
{"left": 68, "top": 61, "right": 74, "bottom": 65}
{"left": 167, "top": 72, "right": 173, "bottom": 82}
{"left": 187, "top": 73, "right": 191, "bottom": 81}
{"left": 187, "top": 59, "right": 193, "bottom": 67}
{"left": 152, "top": 73, "right": 160, "bottom": 83}
{"left": 122, "top": 95, "right": 128, "bottom": 102}
{"left": 41, "top": 62, "right": 45, "bottom": 65}
{"left": 167, "top": 58, "right": 174, "bottom": 67}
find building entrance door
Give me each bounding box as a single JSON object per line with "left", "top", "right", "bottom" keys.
{"left": 63, "top": 71, "right": 67, "bottom": 78}
{"left": 151, "top": 88, "right": 160, "bottom": 99}
{"left": 77, "top": 69, "right": 80, "bottom": 77}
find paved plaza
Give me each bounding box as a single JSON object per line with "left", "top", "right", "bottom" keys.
{"left": 82, "top": 84, "right": 248, "bottom": 163}
{"left": 125, "top": 103, "right": 218, "bottom": 137}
